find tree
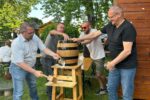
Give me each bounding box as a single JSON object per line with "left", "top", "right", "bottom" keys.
{"left": 41, "top": 0, "right": 113, "bottom": 28}
{"left": 0, "top": 0, "right": 39, "bottom": 40}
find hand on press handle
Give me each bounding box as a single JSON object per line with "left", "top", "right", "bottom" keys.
{"left": 33, "top": 70, "right": 44, "bottom": 78}
{"left": 41, "top": 74, "right": 57, "bottom": 83}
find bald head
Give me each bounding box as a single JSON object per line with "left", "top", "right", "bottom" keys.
{"left": 82, "top": 21, "right": 91, "bottom": 27}
{"left": 81, "top": 21, "right": 91, "bottom": 33}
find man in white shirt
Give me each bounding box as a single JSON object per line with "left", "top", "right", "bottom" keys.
{"left": 74, "top": 22, "right": 107, "bottom": 95}
{"left": 10, "top": 22, "right": 60, "bottom": 100}
{"left": 0, "top": 40, "right": 11, "bottom": 63}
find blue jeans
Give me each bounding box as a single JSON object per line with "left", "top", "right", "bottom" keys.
{"left": 107, "top": 68, "right": 136, "bottom": 100}
{"left": 9, "top": 63, "right": 39, "bottom": 100}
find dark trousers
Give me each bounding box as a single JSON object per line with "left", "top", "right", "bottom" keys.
{"left": 40, "top": 58, "right": 56, "bottom": 100}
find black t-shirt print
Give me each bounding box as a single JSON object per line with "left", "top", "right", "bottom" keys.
{"left": 101, "top": 19, "right": 137, "bottom": 69}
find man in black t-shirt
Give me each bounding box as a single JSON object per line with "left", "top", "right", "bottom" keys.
{"left": 73, "top": 5, "right": 137, "bottom": 100}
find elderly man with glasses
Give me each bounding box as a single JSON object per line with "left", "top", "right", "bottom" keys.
{"left": 10, "top": 22, "right": 60, "bottom": 100}
{"left": 73, "top": 5, "right": 137, "bottom": 100}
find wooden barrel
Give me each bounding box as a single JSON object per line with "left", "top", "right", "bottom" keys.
{"left": 57, "top": 40, "right": 79, "bottom": 66}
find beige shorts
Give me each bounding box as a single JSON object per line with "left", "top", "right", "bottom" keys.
{"left": 93, "top": 58, "right": 105, "bottom": 74}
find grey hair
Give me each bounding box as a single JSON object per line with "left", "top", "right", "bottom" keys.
{"left": 19, "top": 22, "right": 34, "bottom": 33}
{"left": 109, "top": 5, "right": 123, "bottom": 15}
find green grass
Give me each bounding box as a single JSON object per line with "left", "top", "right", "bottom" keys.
{"left": 0, "top": 76, "right": 109, "bottom": 100}
{"left": 0, "top": 62, "right": 109, "bottom": 100}
{"left": 0, "top": 78, "right": 48, "bottom": 100}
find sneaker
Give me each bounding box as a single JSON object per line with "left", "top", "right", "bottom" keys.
{"left": 95, "top": 88, "right": 107, "bottom": 95}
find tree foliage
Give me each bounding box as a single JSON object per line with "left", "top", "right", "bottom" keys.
{"left": 0, "top": 0, "right": 39, "bottom": 29}
{"left": 0, "top": 0, "right": 39, "bottom": 40}
{"left": 41, "top": 0, "right": 113, "bottom": 28}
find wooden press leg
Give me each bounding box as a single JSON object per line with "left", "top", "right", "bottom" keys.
{"left": 52, "top": 67, "right": 58, "bottom": 100}
{"left": 73, "top": 85, "right": 77, "bottom": 100}
{"left": 52, "top": 86, "right": 56, "bottom": 100}
{"left": 59, "top": 69, "right": 64, "bottom": 100}
{"left": 59, "top": 87, "right": 64, "bottom": 100}
{"left": 72, "top": 69, "right": 77, "bottom": 100}
{"left": 78, "top": 69, "right": 83, "bottom": 100}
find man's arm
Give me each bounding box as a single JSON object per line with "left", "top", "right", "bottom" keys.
{"left": 49, "top": 30, "right": 64, "bottom": 35}
{"left": 17, "top": 63, "right": 43, "bottom": 77}
{"left": 81, "top": 40, "right": 92, "bottom": 44}
{"left": 106, "top": 42, "right": 133, "bottom": 71}
{"left": 43, "top": 48, "right": 60, "bottom": 59}
{"left": 49, "top": 30, "right": 69, "bottom": 40}
{"left": 73, "top": 30, "right": 102, "bottom": 42}
{"left": 34, "top": 35, "right": 60, "bottom": 60}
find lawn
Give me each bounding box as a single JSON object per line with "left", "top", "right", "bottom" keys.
{"left": 0, "top": 58, "right": 110, "bottom": 100}
{"left": 0, "top": 73, "right": 109, "bottom": 100}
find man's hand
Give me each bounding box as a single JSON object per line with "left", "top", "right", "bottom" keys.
{"left": 62, "top": 33, "right": 69, "bottom": 40}
{"left": 33, "top": 70, "right": 44, "bottom": 77}
{"left": 105, "top": 61, "right": 115, "bottom": 71}
{"left": 71, "top": 38, "right": 79, "bottom": 42}
{"left": 52, "top": 53, "right": 60, "bottom": 60}
{"left": 43, "top": 48, "right": 60, "bottom": 60}
{"left": 103, "top": 38, "right": 108, "bottom": 44}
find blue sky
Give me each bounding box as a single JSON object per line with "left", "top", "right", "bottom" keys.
{"left": 28, "top": 3, "right": 53, "bottom": 23}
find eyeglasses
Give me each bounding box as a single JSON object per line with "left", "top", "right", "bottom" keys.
{"left": 81, "top": 27, "right": 87, "bottom": 30}
{"left": 60, "top": 27, "right": 64, "bottom": 29}
{"left": 108, "top": 13, "right": 118, "bottom": 19}
{"left": 28, "top": 32, "right": 34, "bottom": 34}
{"left": 27, "top": 31, "right": 34, "bottom": 34}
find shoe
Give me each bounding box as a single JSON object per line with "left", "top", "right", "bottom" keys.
{"left": 95, "top": 88, "right": 107, "bottom": 95}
